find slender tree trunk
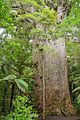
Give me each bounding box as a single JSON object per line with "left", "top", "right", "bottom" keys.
{"left": 1, "top": 82, "right": 8, "bottom": 114}
{"left": 9, "top": 83, "right": 15, "bottom": 112}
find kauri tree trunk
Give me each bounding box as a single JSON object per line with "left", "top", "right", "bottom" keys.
{"left": 33, "top": 38, "right": 74, "bottom": 117}
{"left": 33, "top": 0, "right": 75, "bottom": 118}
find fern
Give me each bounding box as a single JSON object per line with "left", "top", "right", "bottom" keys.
{"left": 72, "top": 87, "right": 80, "bottom": 93}
{"left": 15, "top": 79, "right": 29, "bottom": 93}
{"left": 0, "top": 75, "right": 29, "bottom": 94}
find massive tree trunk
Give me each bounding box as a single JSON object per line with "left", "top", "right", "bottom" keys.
{"left": 33, "top": 38, "right": 74, "bottom": 117}
{"left": 33, "top": 1, "right": 75, "bottom": 118}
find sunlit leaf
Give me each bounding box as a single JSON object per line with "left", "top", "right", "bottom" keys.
{"left": 72, "top": 87, "right": 80, "bottom": 93}
{"left": 0, "top": 75, "right": 17, "bottom": 82}
{"left": 15, "top": 79, "right": 29, "bottom": 93}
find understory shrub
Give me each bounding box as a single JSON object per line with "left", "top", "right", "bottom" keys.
{"left": 5, "top": 96, "right": 38, "bottom": 120}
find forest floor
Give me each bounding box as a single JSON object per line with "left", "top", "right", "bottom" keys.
{"left": 39, "top": 116, "right": 80, "bottom": 120}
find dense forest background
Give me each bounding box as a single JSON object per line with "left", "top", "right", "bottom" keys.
{"left": 0, "top": 0, "right": 80, "bottom": 119}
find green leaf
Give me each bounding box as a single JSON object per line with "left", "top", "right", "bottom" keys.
{"left": 0, "top": 75, "right": 17, "bottom": 82}
{"left": 72, "top": 87, "right": 80, "bottom": 93}
{"left": 15, "top": 79, "right": 29, "bottom": 93}
{"left": 74, "top": 77, "right": 80, "bottom": 81}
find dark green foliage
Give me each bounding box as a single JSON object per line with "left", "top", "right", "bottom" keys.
{"left": 0, "top": 33, "right": 34, "bottom": 115}
{"left": 0, "top": 37, "right": 34, "bottom": 93}
{"left": 66, "top": 41, "right": 80, "bottom": 109}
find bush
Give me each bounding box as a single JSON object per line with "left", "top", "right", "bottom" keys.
{"left": 5, "top": 96, "right": 38, "bottom": 120}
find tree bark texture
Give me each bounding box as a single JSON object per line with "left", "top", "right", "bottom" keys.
{"left": 33, "top": 38, "right": 74, "bottom": 117}
{"left": 32, "top": 0, "right": 74, "bottom": 118}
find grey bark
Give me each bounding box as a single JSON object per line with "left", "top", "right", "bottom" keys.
{"left": 32, "top": 0, "right": 75, "bottom": 118}
{"left": 33, "top": 38, "right": 74, "bottom": 117}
